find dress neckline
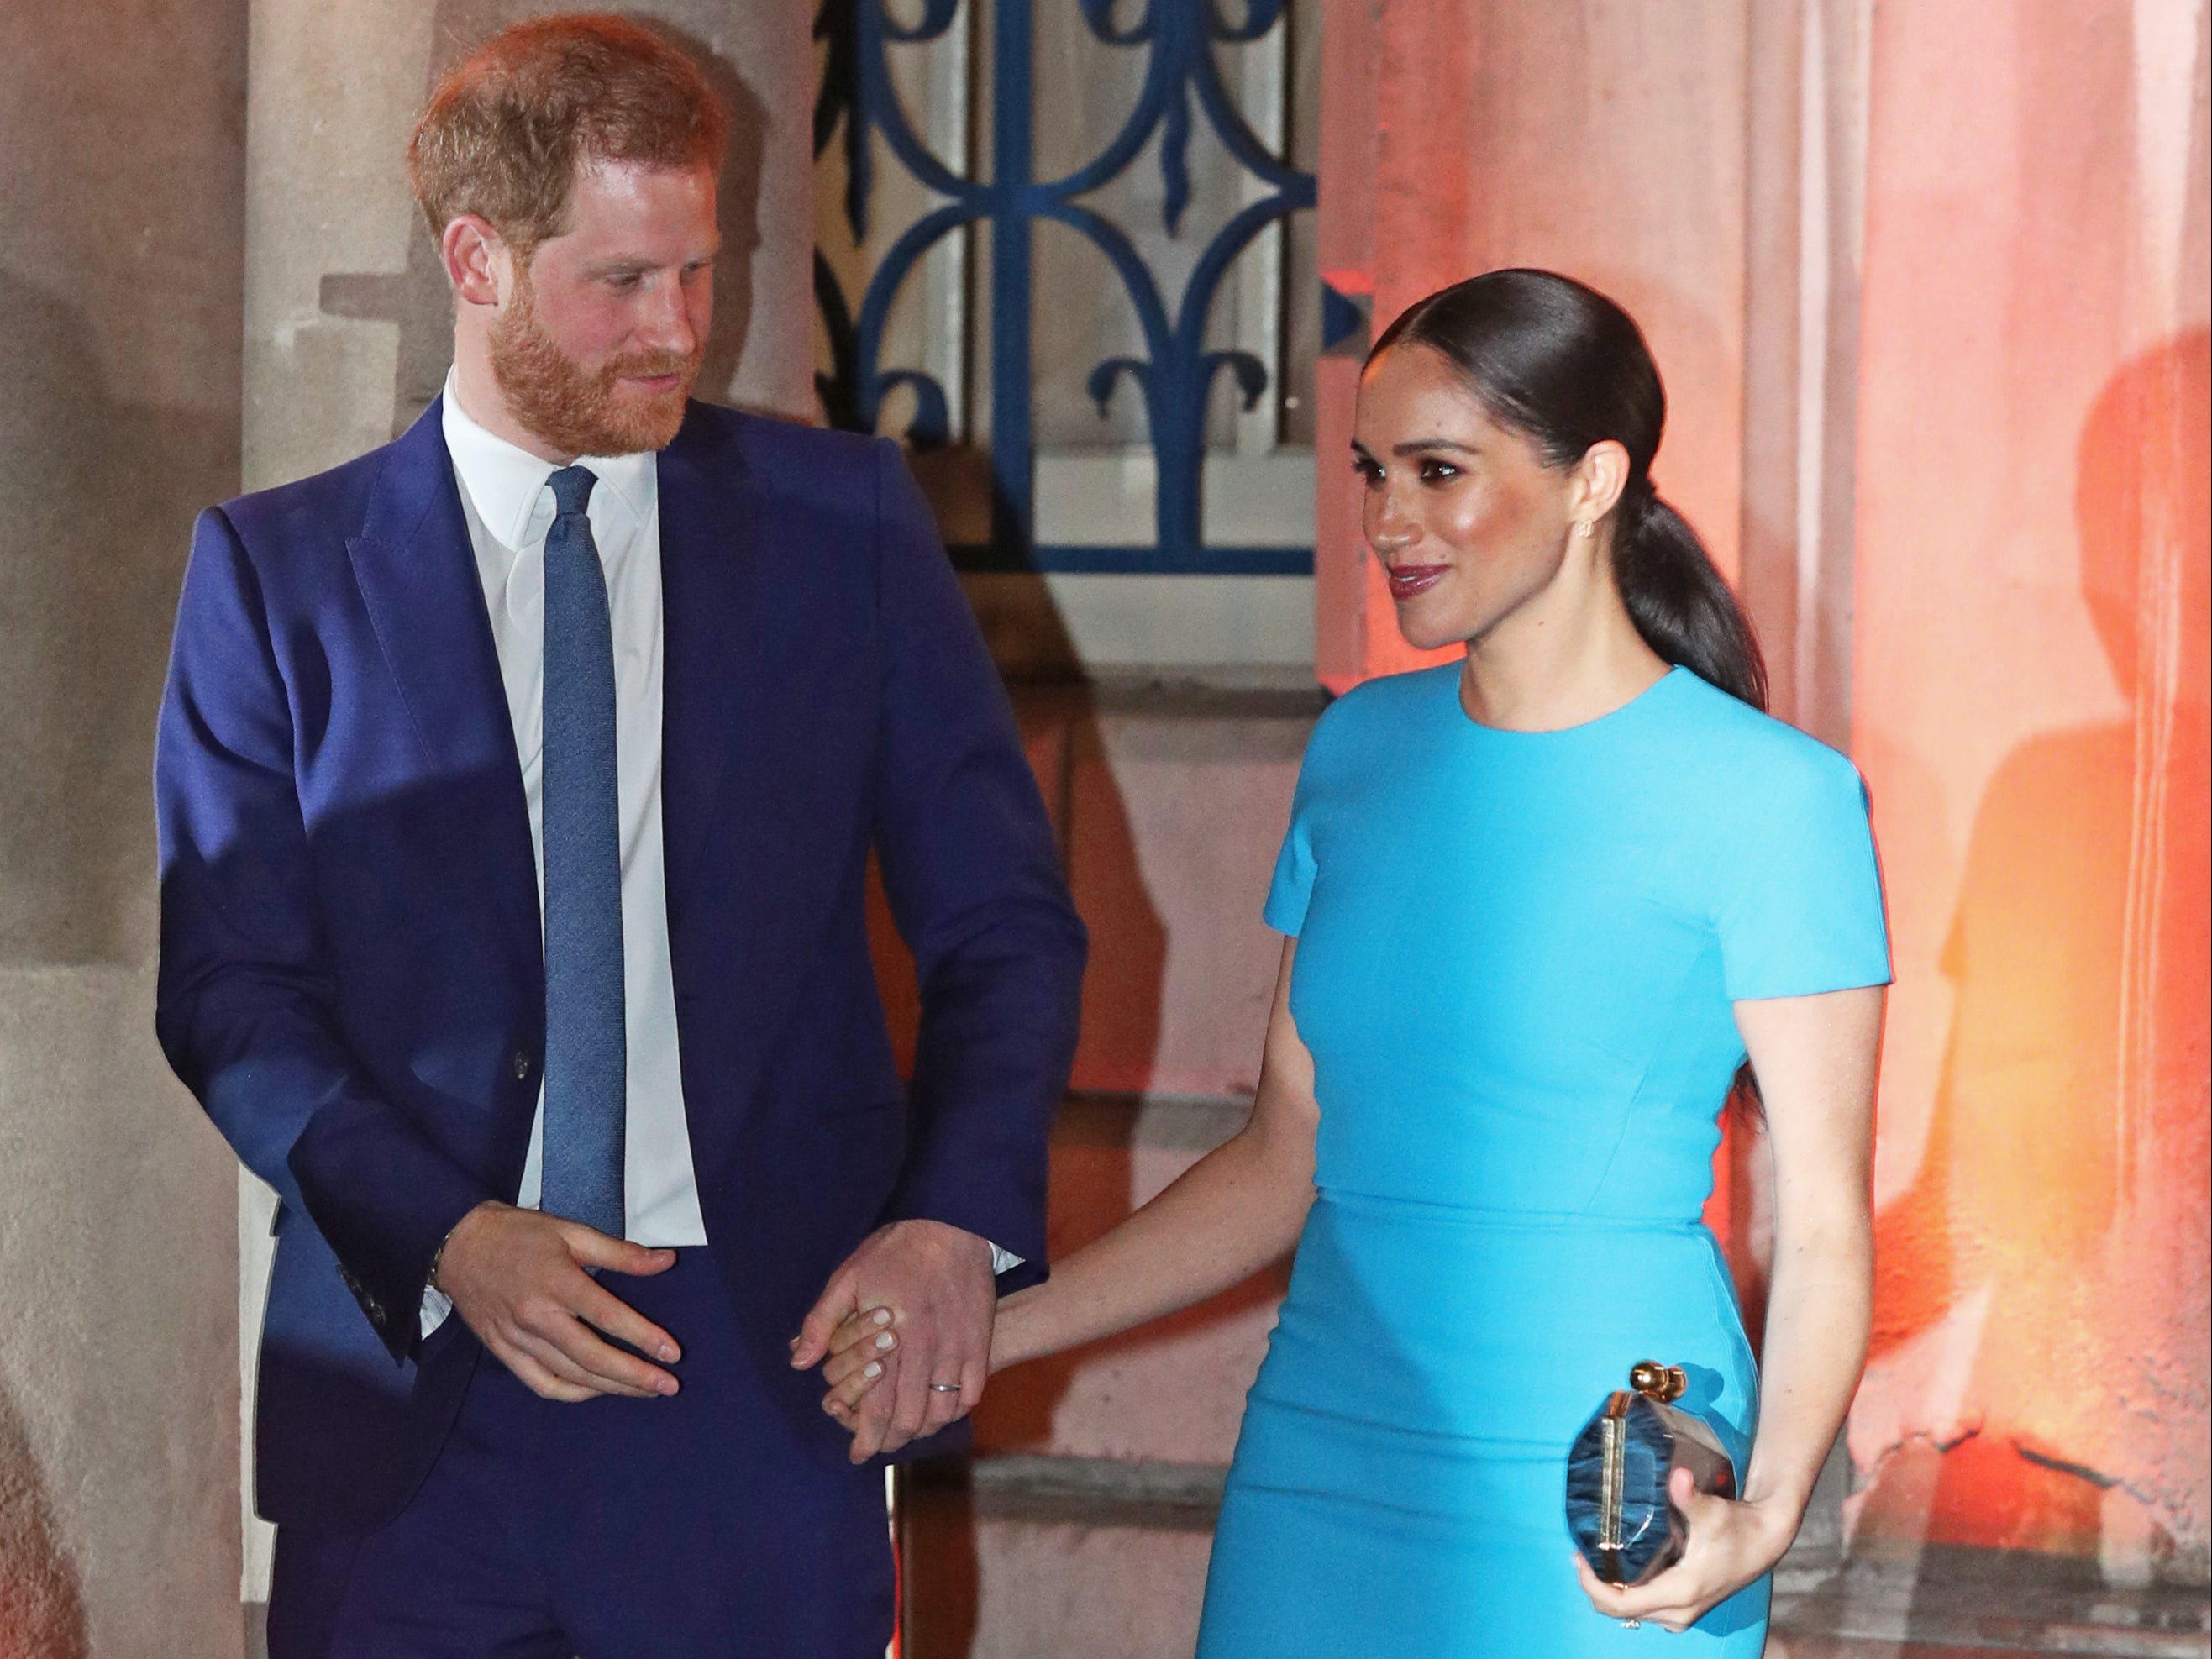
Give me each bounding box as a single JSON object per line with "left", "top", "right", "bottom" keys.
{"left": 1442, "top": 663, "right": 1688, "bottom": 740}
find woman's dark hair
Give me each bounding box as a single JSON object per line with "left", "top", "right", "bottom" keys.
{"left": 1369, "top": 269, "right": 1768, "bottom": 710}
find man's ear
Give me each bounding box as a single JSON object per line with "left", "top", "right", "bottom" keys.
{"left": 439, "top": 214, "right": 510, "bottom": 310}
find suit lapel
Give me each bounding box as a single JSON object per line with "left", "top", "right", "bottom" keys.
{"left": 344, "top": 399, "right": 543, "bottom": 984}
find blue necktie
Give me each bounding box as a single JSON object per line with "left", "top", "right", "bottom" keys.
{"left": 539, "top": 465, "right": 627, "bottom": 1238}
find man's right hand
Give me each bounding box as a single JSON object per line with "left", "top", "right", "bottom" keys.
{"left": 433, "top": 1201, "right": 683, "bottom": 1402}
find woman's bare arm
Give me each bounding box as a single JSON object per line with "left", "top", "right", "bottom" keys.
{"left": 991, "top": 938, "right": 1320, "bottom": 1369}
{"left": 1578, "top": 984, "right": 1884, "bottom": 1630}
{"left": 1731, "top": 987, "right": 1884, "bottom": 1522}
{"left": 821, "top": 939, "right": 1318, "bottom": 1411}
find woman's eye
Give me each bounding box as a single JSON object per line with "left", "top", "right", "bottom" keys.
{"left": 1418, "top": 459, "right": 1461, "bottom": 484}
{"left": 1352, "top": 458, "right": 1383, "bottom": 485}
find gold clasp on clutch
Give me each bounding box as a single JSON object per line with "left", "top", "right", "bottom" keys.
{"left": 1629, "top": 1360, "right": 1688, "bottom": 1403}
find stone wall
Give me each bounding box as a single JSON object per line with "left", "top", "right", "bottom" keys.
{"left": 0, "top": 3, "right": 252, "bottom": 1656}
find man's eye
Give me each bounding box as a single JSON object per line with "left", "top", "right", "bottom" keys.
{"left": 606, "top": 272, "right": 644, "bottom": 291}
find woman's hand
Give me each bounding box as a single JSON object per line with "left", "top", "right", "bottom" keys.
{"left": 816, "top": 1303, "right": 902, "bottom": 1426}
{"left": 1570, "top": 1467, "right": 1796, "bottom": 1632}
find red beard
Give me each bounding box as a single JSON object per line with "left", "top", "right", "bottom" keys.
{"left": 489, "top": 268, "right": 700, "bottom": 456}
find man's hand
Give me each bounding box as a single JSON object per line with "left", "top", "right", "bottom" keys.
{"left": 790, "top": 1220, "right": 995, "bottom": 1463}
{"left": 434, "top": 1200, "right": 683, "bottom": 1403}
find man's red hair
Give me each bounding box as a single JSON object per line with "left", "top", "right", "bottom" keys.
{"left": 407, "top": 13, "right": 728, "bottom": 256}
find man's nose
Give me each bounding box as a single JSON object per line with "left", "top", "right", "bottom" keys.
{"left": 637, "top": 274, "right": 697, "bottom": 357}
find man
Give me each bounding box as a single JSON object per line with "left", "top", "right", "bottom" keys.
{"left": 154, "top": 16, "right": 1083, "bottom": 1656}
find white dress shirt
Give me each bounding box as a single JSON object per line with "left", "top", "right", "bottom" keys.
{"left": 418, "top": 377, "right": 701, "bottom": 1333}
{"left": 423, "top": 375, "right": 1011, "bottom": 1334}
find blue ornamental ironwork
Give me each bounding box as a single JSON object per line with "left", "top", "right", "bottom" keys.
{"left": 814, "top": 0, "right": 1316, "bottom": 574}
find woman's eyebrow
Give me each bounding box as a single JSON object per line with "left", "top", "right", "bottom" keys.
{"left": 1390, "top": 438, "right": 1478, "bottom": 457}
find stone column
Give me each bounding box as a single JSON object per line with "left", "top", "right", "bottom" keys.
{"left": 0, "top": 3, "right": 252, "bottom": 1657}
{"left": 237, "top": 0, "right": 819, "bottom": 1602}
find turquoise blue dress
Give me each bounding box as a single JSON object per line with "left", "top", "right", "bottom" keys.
{"left": 1195, "top": 664, "right": 1890, "bottom": 1656}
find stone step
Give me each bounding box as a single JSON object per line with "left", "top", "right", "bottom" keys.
{"left": 1770, "top": 1546, "right": 2212, "bottom": 1658}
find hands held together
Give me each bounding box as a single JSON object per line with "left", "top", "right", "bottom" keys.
{"left": 789, "top": 1218, "right": 998, "bottom": 1463}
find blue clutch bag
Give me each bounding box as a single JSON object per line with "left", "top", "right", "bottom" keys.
{"left": 1565, "top": 1362, "right": 1737, "bottom": 1587}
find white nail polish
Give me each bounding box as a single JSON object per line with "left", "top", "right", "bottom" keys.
{"left": 873, "top": 1308, "right": 892, "bottom": 1326}
{"left": 864, "top": 1361, "right": 882, "bottom": 1378}
{"left": 875, "top": 1332, "right": 896, "bottom": 1350}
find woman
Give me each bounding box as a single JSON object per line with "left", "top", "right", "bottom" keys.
{"left": 828, "top": 269, "right": 1888, "bottom": 1651}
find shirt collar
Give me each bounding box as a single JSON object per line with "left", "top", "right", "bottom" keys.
{"left": 439, "top": 369, "right": 655, "bottom": 549}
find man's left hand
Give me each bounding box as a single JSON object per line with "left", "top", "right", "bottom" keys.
{"left": 791, "top": 1220, "right": 995, "bottom": 1463}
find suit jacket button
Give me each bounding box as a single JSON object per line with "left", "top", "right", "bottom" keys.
{"left": 512, "top": 1050, "right": 532, "bottom": 1080}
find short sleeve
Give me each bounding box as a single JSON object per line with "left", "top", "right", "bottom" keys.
{"left": 1263, "top": 807, "right": 1316, "bottom": 937}
{"left": 1716, "top": 747, "right": 1892, "bottom": 1000}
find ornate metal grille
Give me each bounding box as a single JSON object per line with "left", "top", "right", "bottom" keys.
{"left": 814, "top": 0, "right": 1317, "bottom": 574}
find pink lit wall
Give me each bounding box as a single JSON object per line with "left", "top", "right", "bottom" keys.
{"left": 1845, "top": 0, "right": 2209, "bottom": 1570}
{"left": 1316, "top": 0, "right": 2210, "bottom": 1573}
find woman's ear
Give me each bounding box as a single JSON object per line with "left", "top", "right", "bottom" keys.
{"left": 1574, "top": 439, "right": 1631, "bottom": 526}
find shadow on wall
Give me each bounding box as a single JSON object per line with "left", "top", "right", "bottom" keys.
{"left": 867, "top": 586, "right": 1170, "bottom": 1103}
{"left": 0, "top": 270, "right": 235, "bottom": 968}
{"left": 869, "top": 677, "right": 1170, "bottom": 1105}
{"left": 1857, "top": 331, "right": 2211, "bottom": 1573}
{"left": 0, "top": 1380, "right": 90, "bottom": 1658}
{"left": 318, "top": 3, "right": 770, "bottom": 438}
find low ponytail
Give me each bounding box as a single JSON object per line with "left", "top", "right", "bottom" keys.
{"left": 1371, "top": 269, "right": 1768, "bottom": 711}
{"left": 1614, "top": 484, "right": 1768, "bottom": 711}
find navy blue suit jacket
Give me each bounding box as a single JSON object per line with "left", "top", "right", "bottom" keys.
{"left": 155, "top": 399, "right": 1085, "bottom": 1530}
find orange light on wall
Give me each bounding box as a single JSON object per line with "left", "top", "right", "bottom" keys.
{"left": 1846, "top": 0, "right": 2208, "bottom": 1570}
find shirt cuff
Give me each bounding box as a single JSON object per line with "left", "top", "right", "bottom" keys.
{"left": 420, "top": 1284, "right": 453, "bottom": 1338}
